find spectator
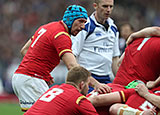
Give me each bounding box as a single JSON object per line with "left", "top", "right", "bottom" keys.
{"left": 119, "top": 23, "right": 134, "bottom": 55}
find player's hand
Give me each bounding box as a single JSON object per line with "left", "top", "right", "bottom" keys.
{"left": 46, "top": 78, "right": 55, "bottom": 86}
{"left": 146, "top": 81, "right": 156, "bottom": 89}
{"left": 94, "top": 83, "right": 112, "bottom": 94}
{"left": 135, "top": 84, "right": 149, "bottom": 97}
{"left": 142, "top": 108, "right": 157, "bottom": 115}
{"left": 126, "top": 33, "right": 136, "bottom": 46}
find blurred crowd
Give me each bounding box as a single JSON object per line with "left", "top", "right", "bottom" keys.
{"left": 0, "top": 0, "right": 159, "bottom": 94}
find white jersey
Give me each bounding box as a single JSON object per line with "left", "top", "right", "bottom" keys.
{"left": 72, "top": 12, "right": 120, "bottom": 76}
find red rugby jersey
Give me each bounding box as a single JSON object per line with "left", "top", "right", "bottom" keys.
{"left": 24, "top": 84, "right": 98, "bottom": 115}
{"left": 114, "top": 37, "right": 160, "bottom": 85}
{"left": 15, "top": 21, "right": 72, "bottom": 81}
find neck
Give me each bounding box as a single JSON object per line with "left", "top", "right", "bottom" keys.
{"left": 94, "top": 12, "right": 106, "bottom": 25}
{"left": 66, "top": 82, "right": 80, "bottom": 91}
{"left": 61, "top": 21, "right": 69, "bottom": 33}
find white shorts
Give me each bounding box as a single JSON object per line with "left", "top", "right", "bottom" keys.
{"left": 12, "top": 73, "right": 49, "bottom": 111}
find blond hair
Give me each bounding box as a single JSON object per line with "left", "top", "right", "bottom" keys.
{"left": 66, "top": 66, "right": 91, "bottom": 85}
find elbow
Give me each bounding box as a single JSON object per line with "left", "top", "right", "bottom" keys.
{"left": 20, "top": 49, "right": 26, "bottom": 57}
{"left": 20, "top": 49, "right": 24, "bottom": 56}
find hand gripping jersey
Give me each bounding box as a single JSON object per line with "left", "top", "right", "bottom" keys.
{"left": 72, "top": 12, "right": 120, "bottom": 76}
{"left": 87, "top": 83, "right": 125, "bottom": 115}
{"left": 15, "top": 21, "right": 72, "bottom": 81}
{"left": 24, "top": 84, "right": 98, "bottom": 115}
{"left": 114, "top": 37, "right": 160, "bottom": 86}
{"left": 122, "top": 86, "right": 160, "bottom": 114}
{"left": 87, "top": 83, "right": 160, "bottom": 115}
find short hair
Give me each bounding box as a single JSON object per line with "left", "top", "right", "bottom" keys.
{"left": 66, "top": 66, "right": 91, "bottom": 85}
{"left": 95, "top": 0, "right": 101, "bottom": 4}
{"left": 120, "top": 22, "right": 135, "bottom": 31}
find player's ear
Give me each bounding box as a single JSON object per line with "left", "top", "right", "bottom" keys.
{"left": 79, "top": 81, "right": 84, "bottom": 90}
{"left": 93, "top": 3, "right": 98, "bottom": 10}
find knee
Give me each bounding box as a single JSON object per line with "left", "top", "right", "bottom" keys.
{"left": 109, "top": 103, "right": 122, "bottom": 115}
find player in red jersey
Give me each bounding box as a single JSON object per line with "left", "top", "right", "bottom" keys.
{"left": 113, "top": 36, "right": 160, "bottom": 86}
{"left": 87, "top": 82, "right": 160, "bottom": 115}
{"left": 109, "top": 84, "right": 160, "bottom": 115}
{"left": 24, "top": 66, "right": 98, "bottom": 115}
{"left": 114, "top": 26, "right": 160, "bottom": 86}
{"left": 12, "top": 5, "right": 111, "bottom": 112}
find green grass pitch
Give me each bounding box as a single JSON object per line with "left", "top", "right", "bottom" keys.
{"left": 0, "top": 102, "right": 24, "bottom": 115}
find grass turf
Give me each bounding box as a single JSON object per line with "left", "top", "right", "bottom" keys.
{"left": 0, "top": 102, "right": 24, "bottom": 115}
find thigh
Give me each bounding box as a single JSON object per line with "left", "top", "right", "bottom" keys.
{"left": 12, "top": 74, "right": 49, "bottom": 111}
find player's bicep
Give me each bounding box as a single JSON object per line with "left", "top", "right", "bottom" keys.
{"left": 53, "top": 34, "right": 72, "bottom": 57}
{"left": 89, "top": 92, "right": 122, "bottom": 107}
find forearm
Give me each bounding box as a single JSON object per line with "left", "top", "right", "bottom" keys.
{"left": 127, "top": 27, "right": 160, "bottom": 45}
{"left": 144, "top": 93, "right": 160, "bottom": 109}
{"left": 88, "top": 92, "right": 121, "bottom": 107}
{"left": 20, "top": 39, "right": 32, "bottom": 57}
{"left": 131, "top": 26, "right": 160, "bottom": 39}
{"left": 112, "top": 56, "right": 119, "bottom": 76}
{"left": 89, "top": 77, "right": 99, "bottom": 88}
{"left": 62, "top": 53, "right": 79, "bottom": 70}
{"left": 154, "top": 76, "right": 160, "bottom": 87}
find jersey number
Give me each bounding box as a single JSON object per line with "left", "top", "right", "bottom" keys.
{"left": 139, "top": 100, "right": 154, "bottom": 111}
{"left": 39, "top": 88, "right": 64, "bottom": 102}
{"left": 31, "top": 28, "right": 47, "bottom": 48}
{"left": 137, "top": 37, "right": 150, "bottom": 51}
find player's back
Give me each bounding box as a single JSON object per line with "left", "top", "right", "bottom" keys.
{"left": 114, "top": 37, "right": 160, "bottom": 85}
{"left": 24, "top": 84, "right": 96, "bottom": 115}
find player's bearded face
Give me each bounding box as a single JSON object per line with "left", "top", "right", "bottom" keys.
{"left": 81, "top": 84, "right": 89, "bottom": 96}
{"left": 80, "top": 79, "right": 89, "bottom": 96}
{"left": 71, "top": 18, "right": 87, "bottom": 36}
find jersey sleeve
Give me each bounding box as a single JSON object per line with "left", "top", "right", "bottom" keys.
{"left": 71, "top": 30, "right": 88, "bottom": 57}
{"left": 78, "top": 98, "right": 98, "bottom": 115}
{"left": 53, "top": 32, "right": 72, "bottom": 58}
{"left": 31, "top": 35, "right": 34, "bottom": 41}
{"left": 119, "top": 88, "right": 136, "bottom": 103}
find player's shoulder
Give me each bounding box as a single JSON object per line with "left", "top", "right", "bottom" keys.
{"left": 76, "top": 95, "right": 87, "bottom": 105}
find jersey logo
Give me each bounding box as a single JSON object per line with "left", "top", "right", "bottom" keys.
{"left": 76, "top": 95, "right": 86, "bottom": 104}
{"left": 55, "top": 32, "right": 70, "bottom": 39}
{"left": 95, "top": 32, "right": 102, "bottom": 36}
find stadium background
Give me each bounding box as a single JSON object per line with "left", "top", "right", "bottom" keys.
{"left": 0, "top": 0, "right": 159, "bottom": 114}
